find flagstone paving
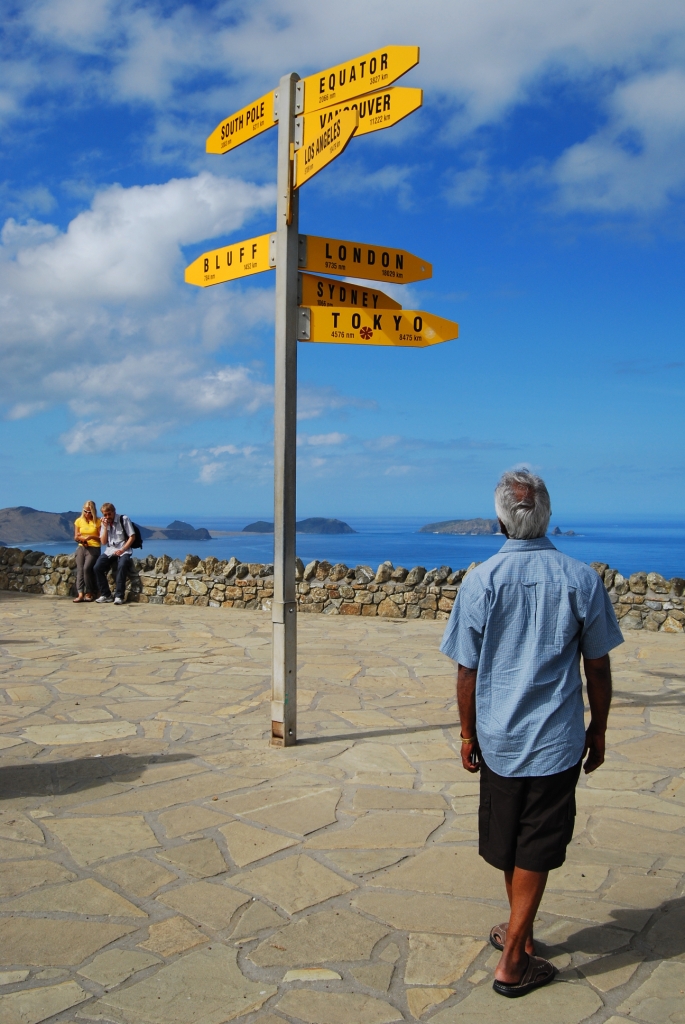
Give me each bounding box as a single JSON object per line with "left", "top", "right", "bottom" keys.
{"left": 0, "top": 592, "right": 684, "bottom": 1024}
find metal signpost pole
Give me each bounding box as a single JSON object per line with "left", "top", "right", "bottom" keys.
{"left": 271, "top": 72, "right": 300, "bottom": 746}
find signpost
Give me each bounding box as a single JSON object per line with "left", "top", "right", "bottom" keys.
{"left": 189, "top": 46, "right": 458, "bottom": 747}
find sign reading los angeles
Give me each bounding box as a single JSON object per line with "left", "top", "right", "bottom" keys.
{"left": 299, "top": 307, "right": 458, "bottom": 348}
{"left": 300, "top": 273, "right": 400, "bottom": 310}
{"left": 206, "top": 91, "right": 276, "bottom": 154}
{"left": 185, "top": 233, "right": 273, "bottom": 287}
{"left": 301, "top": 45, "right": 419, "bottom": 112}
{"left": 293, "top": 108, "right": 358, "bottom": 188}
{"left": 302, "top": 235, "right": 431, "bottom": 284}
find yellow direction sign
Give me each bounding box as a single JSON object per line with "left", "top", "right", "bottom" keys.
{"left": 206, "top": 91, "right": 276, "bottom": 155}
{"left": 301, "top": 235, "right": 431, "bottom": 284}
{"left": 300, "top": 273, "right": 400, "bottom": 310}
{"left": 299, "top": 307, "right": 457, "bottom": 348}
{"left": 293, "top": 108, "right": 358, "bottom": 189}
{"left": 317, "top": 86, "right": 422, "bottom": 137}
{"left": 301, "top": 45, "right": 419, "bottom": 113}
{"left": 185, "top": 233, "right": 273, "bottom": 287}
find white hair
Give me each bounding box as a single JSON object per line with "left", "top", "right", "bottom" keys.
{"left": 494, "top": 469, "right": 551, "bottom": 540}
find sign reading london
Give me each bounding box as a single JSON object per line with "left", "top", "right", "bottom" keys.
{"left": 299, "top": 307, "right": 458, "bottom": 348}
{"left": 300, "top": 273, "right": 400, "bottom": 310}
{"left": 302, "top": 235, "right": 431, "bottom": 284}
{"left": 206, "top": 91, "right": 276, "bottom": 155}
{"left": 185, "top": 233, "right": 273, "bottom": 287}
{"left": 301, "top": 45, "right": 419, "bottom": 111}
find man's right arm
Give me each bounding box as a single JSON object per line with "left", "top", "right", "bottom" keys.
{"left": 583, "top": 654, "right": 612, "bottom": 773}
{"left": 457, "top": 664, "right": 480, "bottom": 773}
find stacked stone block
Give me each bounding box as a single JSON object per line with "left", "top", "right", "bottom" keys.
{"left": 0, "top": 547, "right": 683, "bottom": 631}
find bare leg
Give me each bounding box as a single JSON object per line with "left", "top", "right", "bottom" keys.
{"left": 495, "top": 867, "right": 548, "bottom": 983}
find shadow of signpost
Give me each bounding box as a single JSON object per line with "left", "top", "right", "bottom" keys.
{"left": 0, "top": 752, "right": 195, "bottom": 800}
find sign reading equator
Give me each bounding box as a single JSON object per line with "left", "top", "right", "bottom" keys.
{"left": 301, "top": 235, "right": 431, "bottom": 284}
{"left": 206, "top": 91, "right": 276, "bottom": 155}
{"left": 301, "top": 45, "right": 419, "bottom": 112}
{"left": 299, "top": 306, "right": 458, "bottom": 347}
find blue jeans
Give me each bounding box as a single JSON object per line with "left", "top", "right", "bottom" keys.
{"left": 95, "top": 552, "right": 132, "bottom": 599}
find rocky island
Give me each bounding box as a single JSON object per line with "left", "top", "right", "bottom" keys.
{"left": 243, "top": 517, "right": 356, "bottom": 535}
{"left": 419, "top": 517, "right": 500, "bottom": 535}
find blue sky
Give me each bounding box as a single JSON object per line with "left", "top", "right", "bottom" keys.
{"left": 1, "top": 0, "right": 685, "bottom": 522}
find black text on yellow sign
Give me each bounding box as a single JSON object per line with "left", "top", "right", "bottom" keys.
{"left": 185, "top": 233, "right": 274, "bottom": 287}
{"left": 206, "top": 91, "right": 276, "bottom": 155}
{"left": 301, "top": 45, "right": 419, "bottom": 112}
{"left": 317, "top": 87, "right": 422, "bottom": 137}
{"left": 299, "top": 307, "right": 458, "bottom": 348}
{"left": 293, "top": 108, "right": 358, "bottom": 188}
{"left": 299, "top": 273, "right": 401, "bottom": 310}
{"left": 302, "top": 235, "right": 431, "bottom": 284}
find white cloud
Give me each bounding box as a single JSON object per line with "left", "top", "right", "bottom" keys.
{"left": 553, "top": 70, "right": 685, "bottom": 212}
{"left": 5, "top": 1, "right": 685, "bottom": 215}
{"left": 0, "top": 171, "right": 276, "bottom": 449}
{"left": 298, "top": 432, "right": 348, "bottom": 446}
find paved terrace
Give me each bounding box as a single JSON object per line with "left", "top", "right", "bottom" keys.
{"left": 0, "top": 593, "right": 684, "bottom": 1024}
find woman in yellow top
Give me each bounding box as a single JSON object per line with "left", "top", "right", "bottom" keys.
{"left": 73, "top": 501, "right": 101, "bottom": 603}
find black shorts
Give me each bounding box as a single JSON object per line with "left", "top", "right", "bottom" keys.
{"left": 478, "top": 758, "right": 582, "bottom": 872}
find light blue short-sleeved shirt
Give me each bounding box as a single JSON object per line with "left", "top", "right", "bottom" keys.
{"left": 440, "top": 537, "right": 623, "bottom": 778}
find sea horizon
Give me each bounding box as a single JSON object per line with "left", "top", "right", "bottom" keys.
{"left": 10, "top": 513, "right": 685, "bottom": 581}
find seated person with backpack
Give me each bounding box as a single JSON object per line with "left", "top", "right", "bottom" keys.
{"left": 95, "top": 503, "right": 137, "bottom": 604}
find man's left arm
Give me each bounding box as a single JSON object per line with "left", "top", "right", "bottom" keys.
{"left": 457, "top": 664, "right": 481, "bottom": 772}
{"left": 115, "top": 518, "right": 135, "bottom": 556}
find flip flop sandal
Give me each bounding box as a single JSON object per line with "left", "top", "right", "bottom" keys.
{"left": 489, "top": 923, "right": 508, "bottom": 951}
{"left": 492, "top": 954, "right": 556, "bottom": 998}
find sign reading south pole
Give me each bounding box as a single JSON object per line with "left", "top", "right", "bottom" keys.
{"left": 293, "top": 108, "right": 358, "bottom": 188}
{"left": 301, "top": 45, "right": 420, "bottom": 111}
{"left": 299, "top": 307, "right": 458, "bottom": 348}
{"left": 206, "top": 91, "right": 277, "bottom": 155}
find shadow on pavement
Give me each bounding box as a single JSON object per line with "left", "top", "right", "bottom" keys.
{"left": 0, "top": 752, "right": 194, "bottom": 800}
{"left": 613, "top": 690, "right": 685, "bottom": 706}
{"left": 298, "top": 721, "right": 461, "bottom": 744}
{"left": 545, "top": 897, "right": 685, "bottom": 972}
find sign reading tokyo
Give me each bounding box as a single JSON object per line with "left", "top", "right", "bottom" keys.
{"left": 316, "top": 87, "right": 422, "bottom": 138}
{"left": 206, "top": 91, "right": 276, "bottom": 154}
{"left": 185, "top": 233, "right": 273, "bottom": 287}
{"left": 293, "top": 108, "right": 358, "bottom": 188}
{"left": 302, "top": 235, "right": 431, "bottom": 284}
{"left": 301, "top": 45, "right": 419, "bottom": 112}
{"left": 299, "top": 307, "right": 459, "bottom": 348}
{"left": 300, "top": 273, "right": 400, "bottom": 310}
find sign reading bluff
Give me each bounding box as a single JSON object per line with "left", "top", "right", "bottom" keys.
{"left": 301, "top": 235, "right": 431, "bottom": 284}
{"left": 299, "top": 307, "right": 458, "bottom": 348}
{"left": 301, "top": 45, "right": 419, "bottom": 111}
{"left": 185, "top": 233, "right": 273, "bottom": 287}
{"left": 206, "top": 91, "right": 276, "bottom": 155}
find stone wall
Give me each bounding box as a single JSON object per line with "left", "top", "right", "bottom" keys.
{"left": 0, "top": 546, "right": 683, "bottom": 632}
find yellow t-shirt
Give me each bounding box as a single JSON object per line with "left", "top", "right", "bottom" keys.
{"left": 74, "top": 516, "right": 102, "bottom": 547}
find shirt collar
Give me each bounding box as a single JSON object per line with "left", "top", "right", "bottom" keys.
{"left": 500, "top": 536, "right": 557, "bottom": 552}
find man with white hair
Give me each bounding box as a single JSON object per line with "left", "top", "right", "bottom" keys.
{"left": 440, "top": 469, "right": 622, "bottom": 998}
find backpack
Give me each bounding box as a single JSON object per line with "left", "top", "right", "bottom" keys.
{"left": 120, "top": 515, "right": 143, "bottom": 550}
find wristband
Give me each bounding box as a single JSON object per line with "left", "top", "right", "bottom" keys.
{"left": 460, "top": 735, "right": 476, "bottom": 743}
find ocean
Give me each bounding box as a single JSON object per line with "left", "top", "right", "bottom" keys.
{"left": 17, "top": 516, "right": 685, "bottom": 580}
